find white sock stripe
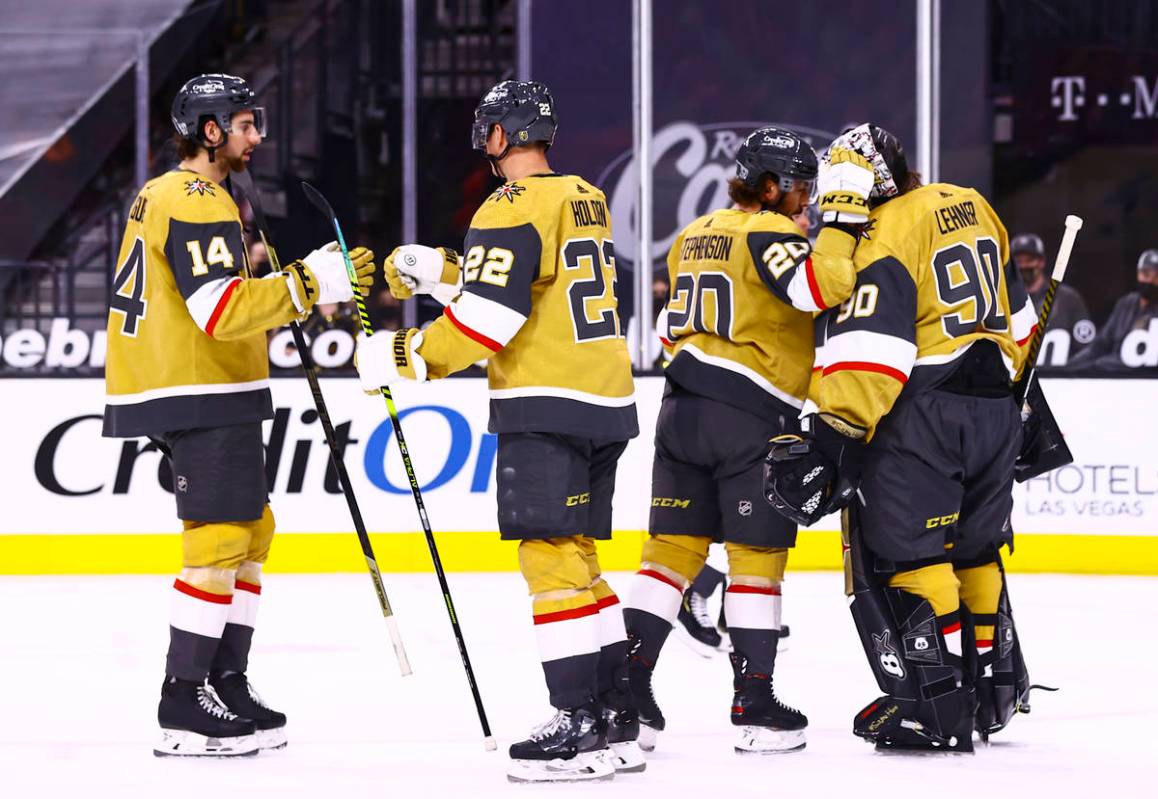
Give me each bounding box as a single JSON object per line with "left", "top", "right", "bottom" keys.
{"left": 943, "top": 628, "right": 963, "bottom": 658}
{"left": 534, "top": 613, "right": 600, "bottom": 663}
{"left": 625, "top": 571, "right": 683, "bottom": 623}
{"left": 724, "top": 590, "right": 782, "bottom": 631}
{"left": 596, "top": 601, "right": 627, "bottom": 649}
{"left": 228, "top": 588, "right": 260, "bottom": 628}
{"left": 170, "top": 585, "right": 231, "bottom": 639}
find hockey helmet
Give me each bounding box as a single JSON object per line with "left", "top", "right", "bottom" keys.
{"left": 825, "top": 123, "right": 910, "bottom": 205}
{"left": 172, "top": 73, "right": 266, "bottom": 145}
{"left": 471, "top": 80, "right": 558, "bottom": 153}
{"left": 735, "top": 127, "right": 818, "bottom": 196}
{"left": 1011, "top": 233, "right": 1046, "bottom": 258}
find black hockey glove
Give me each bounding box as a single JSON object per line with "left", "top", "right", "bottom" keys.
{"left": 763, "top": 413, "right": 866, "bottom": 526}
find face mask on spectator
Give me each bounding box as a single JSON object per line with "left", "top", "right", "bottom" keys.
{"left": 1138, "top": 281, "right": 1158, "bottom": 302}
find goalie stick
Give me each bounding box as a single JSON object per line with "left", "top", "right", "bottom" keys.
{"left": 232, "top": 168, "right": 412, "bottom": 677}
{"left": 300, "top": 180, "right": 497, "bottom": 752}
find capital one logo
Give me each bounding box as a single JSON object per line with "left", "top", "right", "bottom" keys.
{"left": 1051, "top": 75, "right": 1158, "bottom": 121}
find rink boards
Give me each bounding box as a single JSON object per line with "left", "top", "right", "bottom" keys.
{"left": 1, "top": 377, "right": 1155, "bottom": 574}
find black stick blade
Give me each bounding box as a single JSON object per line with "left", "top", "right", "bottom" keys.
{"left": 231, "top": 168, "right": 271, "bottom": 231}
{"left": 301, "top": 181, "right": 335, "bottom": 219}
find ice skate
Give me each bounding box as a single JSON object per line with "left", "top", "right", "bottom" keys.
{"left": 155, "top": 677, "right": 258, "bottom": 758}
{"left": 602, "top": 691, "right": 646, "bottom": 773}
{"left": 626, "top": 654, "right": 665, "bottom": 752}
{"left": 506, "top": 704, "right": 614, "bottom": 783}
{"left": 730, "top": 654, "right": 806, "bottom": 754}
{"left": 210, "top": 671, "right": 287, "bottom": 750}
{"left": 675, "top": 587, "right": 725, "bottom": 657}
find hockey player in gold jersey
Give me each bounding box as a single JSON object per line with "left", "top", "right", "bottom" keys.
{"left": 623, "top": 127, "right": 869, "bottom": 754}
{"left": 356, "top": 80, "right": 639, "bottom": 782}
{"left": 103, "top": 74, "right": 375, "bottom": 757}
{"left": 765, "top": 124, "right": 1040, "bottom": 753}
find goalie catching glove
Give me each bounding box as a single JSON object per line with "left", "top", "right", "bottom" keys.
{"left": 355, "top": 328, "right": 426, "bottom": 394}
{"left": 384, "top": 244, "right": 462, "bottom": 305}
{"left": 763, "top": 413, "right": 866, "bottom": 526}
{"left": 818, "top": 147, "right": 875, "bottom": 225}
{"left": 284, "top": 243, "right": 376, "bottom": 313}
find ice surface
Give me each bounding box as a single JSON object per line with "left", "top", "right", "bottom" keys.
{"left": 1, "top": 571, "right": 1154, "bottom": 798}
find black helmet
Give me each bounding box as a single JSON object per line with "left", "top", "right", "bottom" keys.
{"left": 826, "top": 123, "right": 910, "bottom": 204}
{"left": 1138, "top": 249, "right": 1158, "bottom": 272}
{"left": 1011, "top": 233, "right": 1046, "bottom": 258}
{"left": 735, "top": 127, "right": 818, "bottom": 195}
{"left": 471, "top": 80, "right": 558, "bottom": 155}
{"left": 171, "top": 73, "right": 265, "bottom": 149}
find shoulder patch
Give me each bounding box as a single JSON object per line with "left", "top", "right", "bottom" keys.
{"left": 184, "top": 177, "right": 217, "bottom": 197}
{"left": 491, "top": 183, "right": 527, "bottom": 203}
{"left": 575, "top": 183, "right": 589, "bottom": 194}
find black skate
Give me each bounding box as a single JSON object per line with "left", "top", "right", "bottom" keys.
{"left": 209, "top": 671, "right": 287, "bottom": 750}
{"left": 602, "top": 689, "right": 646, "bottom": 773}
{"left": 676, "top": 588, "right": 725, "bottom": 657}
{"left": 626, "top": 651, "right": 665, "bottom": 752}
{"left": 155, "top": 676, "right": 257, "bottom": 757}
{"left": 507, "top": 703, "right": 613, "bottom": 783}
{"left": 730, "top": 654, "right": 807, "bottom": 754}
{"left": 854, "top": 695, "right": 974, "bottom": 755}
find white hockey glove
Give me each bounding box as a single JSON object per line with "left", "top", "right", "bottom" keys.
{"left": 286, "top": 243, "right": 376, "bottom": 312}
{"left": 384, "top": 244, "right": 462, "bottom": 305}
{"left": 818, "top": 147, "right": 875, "bottom": 225}
{"left": 355, "top": 329, "right": 427, "bottom": 394}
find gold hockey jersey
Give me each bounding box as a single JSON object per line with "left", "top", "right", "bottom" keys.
{"left": 104, "top": 169, "right": 303, "bottom": 437}
{"left": 662, "top": 208, "right": 857, "bottom": 418}
{"left": 816, "top": 183, "right": 1037, "bottom": 438}
{"left": 416, "top": 174, "right": 638, "bottom": 440}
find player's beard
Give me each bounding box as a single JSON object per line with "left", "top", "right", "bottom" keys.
{"left": 226, "top": 152, "right": 249, "bottom": 174}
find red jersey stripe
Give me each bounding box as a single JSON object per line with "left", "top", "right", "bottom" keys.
{"left": 1016, "top": 323, "right": 1039, "bottom": 347}
{"left": 942, "top": 621, "right": 962, "bottom": 635}
{"left": 804, "top": 257, "right": 827, "bottom": 309}
{"left": 204, "top": 278, "right": 242, "bottom": 338}
{"left": 595, "top": 594, "right": 621, "bottom": 610}
{"left": 637, "top": 568, "right": 683, "bottom": 592}
{"left": 446, "top": 305, "right": 502, "bottom": 352}
{"left": 824, "top": 360, "right": 909, "bottom": 384}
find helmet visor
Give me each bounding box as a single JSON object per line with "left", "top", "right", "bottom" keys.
{"left": 230, "top": 106, "right": 268, "bottom": 138}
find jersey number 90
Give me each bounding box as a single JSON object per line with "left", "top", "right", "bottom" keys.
{"left": 932, "top": 236, "right": 1008, "bottom": 338}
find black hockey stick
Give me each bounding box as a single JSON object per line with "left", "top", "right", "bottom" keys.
{"left": 1013, "top": 214, "right": 1083, "bottom": 406}
{"left": 232, "top": 168, "right": 412, "bottom": 677}
{"left": 300, "top": 180, "right": 497, "bottom": 751}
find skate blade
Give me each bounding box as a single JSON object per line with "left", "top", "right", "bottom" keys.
{"left": 637, "top": 723, "right": 659, "bottom": 752}
{"left": 154, "top": 729, "right": 259, "bottom": 758}
{"left": 256, "top": 726, "right": 287, "bottom": 751}
{"left": 506, "top": 751, "right": 615, "bottom": 783}
{"left": 734, "top": 726, "right": 806, "bottom": 754}
{"left": 607, "top": 741, "right": 647, "bottom": 773}
{"left": 874, "top": 738, "right": 974, "bottom": 756}
{"left": 675, "top": 625, "right": 723, "bottom": 659}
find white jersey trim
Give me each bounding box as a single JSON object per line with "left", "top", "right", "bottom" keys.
{"left": 450, "top": 291, "right": 527, "bottom": 348}
{"left": 825, "top": 330, "right": 917, "bottom": 377}
{"left": 489, "top": 385, "right": 636, "bottom": 407}
{"left": 105, "top": 378, "right": 271, "bottom": 406}
{"left": 785, "top": 265, "right": 822, "bottom": 312}
{"left": 1011, "top": 298, "right": 1038, "bottom": 344}
{"left": 185, "top": 276, "right": 240, "bottom": 333}
{"left": 679, "top": 343, "right": 805, "bottom": 409}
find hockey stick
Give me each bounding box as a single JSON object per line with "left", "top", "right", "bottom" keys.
{"left": 300, "top": 180, "right": 497, "bottom": 751}
{"left": 232, "top": 168, "right": 412, "bottom": 677}
{"left": 1013, "top": 214, "right": 1083, "bottom": 406}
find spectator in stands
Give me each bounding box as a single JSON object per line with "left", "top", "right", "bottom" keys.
{"left": 1012, "top": 232, "right": 1094, "bottom": 354}
{"left": 1068, "top": 249, "right": 1158, "bottom": 371}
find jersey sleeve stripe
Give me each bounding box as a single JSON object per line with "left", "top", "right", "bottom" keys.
{"left": 784, "top": 263, "right": 823, "bottom": 312}
{"left": 1011, "top": 297, "right": 1038, "bottom": 345}
{"left": 823, "top": 360, "right": 910, "bottom": 384}
{"left": 804, "top": 257, "right": 828, "bottom": 309}
{"left": 823, "top": 329, "right": 917, "bottom": 376}
{"left": 446, "top": 290, "right": 527, "bottom": 350}
{"left": 185, "top": 276, "right": 241, "bottom": 335}
{"left": 445, "top": 305, "right": 502, "bottom": 352}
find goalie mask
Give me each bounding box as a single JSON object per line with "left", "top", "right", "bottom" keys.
{"left": 825, "top": 123, "right": 910, "bottom": 206}
{"left": 171, "top": 73, "right": 266, "bottom": 162}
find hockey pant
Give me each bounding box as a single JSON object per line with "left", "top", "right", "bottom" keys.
{"left": 624, "top": 535, "right": 787, "bottom": 676}
{"left": 518, "top": 535, "right": 627, "bottom": 709}
{"left": 167, "top": 505, "right": 275, "bottom": 682}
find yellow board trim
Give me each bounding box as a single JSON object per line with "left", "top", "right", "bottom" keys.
{"left": 0, "top": 531, "right": 1155, "bottom": 575}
